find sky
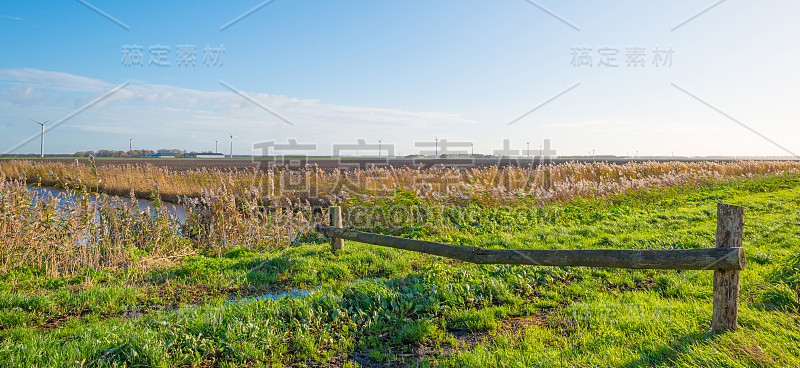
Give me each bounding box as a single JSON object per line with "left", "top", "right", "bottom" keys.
{"left": 0, "top": 0, "right": 798, "bottom": 157}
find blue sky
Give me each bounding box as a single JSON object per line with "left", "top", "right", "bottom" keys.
{"left": 1, "top": 0, "right": 798, "bottom": 157}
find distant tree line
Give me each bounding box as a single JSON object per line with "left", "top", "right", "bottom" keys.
{"left": 73, "top": 150, "right": 128, "bottom": 158}
{"left": 72, "top": 149, "right": 204, "bottom": 158}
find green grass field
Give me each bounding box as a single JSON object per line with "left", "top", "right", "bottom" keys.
{"left": 1, "top": 175, "right": 799, "bottom": 367}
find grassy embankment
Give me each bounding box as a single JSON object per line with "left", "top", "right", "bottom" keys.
{"left": 0, "top": 173, "right": 798, "bottom": 367}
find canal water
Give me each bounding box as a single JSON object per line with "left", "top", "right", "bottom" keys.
{"left": 25, "top": 185, "right": 189, "bottom": 222}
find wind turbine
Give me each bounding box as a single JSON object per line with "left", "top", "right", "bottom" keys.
{"left": 31, "top": 120, "right": 49, "bottom": 158}
{"left": 227, "top": 130, "right": 238, "bottom": 158}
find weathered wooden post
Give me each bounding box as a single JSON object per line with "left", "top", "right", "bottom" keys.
{"left": 712, "top": 203, "right": 745, "bottom": 333}
{"left": 329, "top": 206, "right": 344, "bottom": 253}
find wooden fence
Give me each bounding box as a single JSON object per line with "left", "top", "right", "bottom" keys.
{"left": 315, "top": 203, "right": 746, "bottom": 333}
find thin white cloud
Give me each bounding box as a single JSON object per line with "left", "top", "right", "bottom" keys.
{"left": 0, "top": 14, "right": 23, "bottom": 21}
{"left": 0, "top": 68, "right": 111, "bottom": 93}
{"left": 1, "top": 86, "right": 47, "bottom": 106}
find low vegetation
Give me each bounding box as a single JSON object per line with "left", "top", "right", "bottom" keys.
{"left": 1, "top": 160, "right": 798, "bottom": 367}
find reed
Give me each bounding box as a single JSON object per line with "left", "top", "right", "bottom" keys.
{"left": 2, "top": 159, "right": 799, "bottom": 205}
{"left": 0, "top": 176, "right": 322, "bottom": 278}
{"left": 0, "top": 178, "right": 188, "bottom": 277}
{"left": 2, "top": 160, "right": 799, "bottom": 277}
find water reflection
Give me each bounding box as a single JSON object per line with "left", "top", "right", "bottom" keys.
{"left": 26, "top": 185, "right": 189, "bottom": 222}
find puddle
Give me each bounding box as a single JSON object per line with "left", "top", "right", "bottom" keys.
{"left": 254, "top": 288, "right": 313, "bottom": 301}
{"left": 236, "top": 278, "right": 384, "bottom": 303}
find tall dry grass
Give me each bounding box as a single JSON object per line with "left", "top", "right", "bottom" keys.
{"left": 2, "top": 159, "right": 798, "bottom": 205}
{"left": 0, "top": 175, "right": 321, "bottom": 277}
{"left": 2, "top": 159, "right": 800, "bottom": 276}
{"left": 0, "top": 179, "right": 189, "bottom": 277}
{"left": 180, "top": 178, "right": 318, "bottom": 252}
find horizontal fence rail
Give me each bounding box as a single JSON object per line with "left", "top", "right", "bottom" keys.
{"left": 315, "top": 225, "right": 745, "bottom": 271}
{"left": 316, "top": 204, "right": 746, "bottom": 333}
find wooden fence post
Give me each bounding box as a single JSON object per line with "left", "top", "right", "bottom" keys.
{"left": 712, "top": 203, "right": 745, "bottom": 333}
{"left": 329, "top": 206, "right": 344, "bottom": 253}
